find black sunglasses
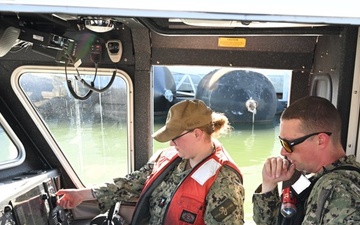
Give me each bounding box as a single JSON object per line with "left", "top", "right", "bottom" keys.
{"left": 171, "top": 130, "right": 194, "bottom": 146}
{"left": 279, "top": 132, "right": 332, "bottom": 153}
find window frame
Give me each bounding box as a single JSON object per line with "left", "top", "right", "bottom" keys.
{"left": 11, "top": 65, "right": 134, "bottom": 187}
{"left": 0, "top": 113, "right": 26, "bottom": 170}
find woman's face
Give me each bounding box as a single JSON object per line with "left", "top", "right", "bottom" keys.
{"left": 170, "top": 130, "right": 197, "bottom": 159}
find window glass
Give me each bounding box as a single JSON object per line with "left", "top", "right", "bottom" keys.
{"left": 0, "top": 113, "right": 26, "bottom": 169}
{"left": 152, "top": 65, "right": 291, "bottom": 224}
{"left": 18, "top": 68, "right": 132, "bottom": 186}
{"left": 0, "top": 124, "right": 18, "bottom": 161}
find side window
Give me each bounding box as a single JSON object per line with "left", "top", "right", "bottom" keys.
{"left": 0, "top": 113, "right": 26, "bottom": 169}
{"left": 14, "top": 66, "right": 133, "bottom": 186}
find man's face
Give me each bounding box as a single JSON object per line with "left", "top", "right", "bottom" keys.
{"left": 279, "top": 119, "right": 320, "bottom": 173}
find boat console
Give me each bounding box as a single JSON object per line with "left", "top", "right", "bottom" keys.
{"left": 0, "top": 169, "right": 73, "bottom": 225}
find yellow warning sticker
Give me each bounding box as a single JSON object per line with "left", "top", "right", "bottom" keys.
{"left": 218, "top": 37, "right": 246, "bottom": 48}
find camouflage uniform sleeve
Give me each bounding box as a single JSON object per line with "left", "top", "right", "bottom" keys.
{"left": 93, "top": 161, "right": 154, "bottom": 212}
{"left": 303, "top": 171, "right": 360, "bottom": 225}
{"left": 252, "top": 185, "right": 280, "bottom": 225}
{"left": 204, "top": 165, "right": 245, "bottom": 225}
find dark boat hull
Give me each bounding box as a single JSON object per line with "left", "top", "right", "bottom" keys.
{"left": 153, "top": 66, "right": 176, "bottom": 116}
{"left": 196, "top": 69, "right": 277, "bottom": 123}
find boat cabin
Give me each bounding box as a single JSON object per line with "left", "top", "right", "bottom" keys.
{"left": 0, "top": 1, "right": 359, "bottom": 225}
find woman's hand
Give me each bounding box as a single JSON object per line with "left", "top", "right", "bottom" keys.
{"left": 55, "top": 188, "right": 93, "bottom": 209}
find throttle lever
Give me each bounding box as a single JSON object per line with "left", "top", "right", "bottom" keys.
{"left": 90, "top": 202, "right": 123, "bottom": 225}
{"left": 105, "top": 201, "right": 120, "bottom": 225}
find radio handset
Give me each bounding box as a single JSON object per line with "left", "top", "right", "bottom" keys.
{"left": 106, "top": 40, "right": 122, "bottom": 63}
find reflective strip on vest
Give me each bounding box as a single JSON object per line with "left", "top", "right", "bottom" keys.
{"left": 191, "top": 158, "right": 221, "bottom": 185}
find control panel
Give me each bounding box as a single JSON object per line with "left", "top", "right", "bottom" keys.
{"left": 0, "top": 170, "right": 73, "bottom": 225}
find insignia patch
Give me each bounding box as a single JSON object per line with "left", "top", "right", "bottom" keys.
{"left": 210, "top": 198, "right": 236, "bottom": 222}
{"left": 180, "top": 210, "right": 197, "bottom": 224}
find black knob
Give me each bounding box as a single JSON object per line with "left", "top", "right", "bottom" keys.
{"left": 4, "top": 205, "right": 12, "bottom": 213}
{"left": 41, "top": 193, "right": 49, "bottom": 200}
{"left": 50, "top": 195, "right": 58, "bottom": 207}
{"left": 57, "top": 209, "right": 65, "bottom": 223}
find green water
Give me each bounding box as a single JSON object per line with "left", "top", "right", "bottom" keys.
{"left": 153, "top": 116, "right": 282, "bottom": 224}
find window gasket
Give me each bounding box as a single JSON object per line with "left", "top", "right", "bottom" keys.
{"left": 0, "top": 113, "right": 26, "bottom": 170}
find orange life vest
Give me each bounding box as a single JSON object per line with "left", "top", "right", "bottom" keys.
{"left": 132, "top": 141, "right": 242, "bottom": 225}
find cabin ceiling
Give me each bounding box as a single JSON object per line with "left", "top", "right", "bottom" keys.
{"left": 0, "top": 12, "right": 345, "bottom": 36}
{"left": 0, "top": 11, "right": 349, "bottom": 70}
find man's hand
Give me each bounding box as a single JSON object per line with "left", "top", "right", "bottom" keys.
{"left": 261, "top": 157, "right": 295, "bottom": 193}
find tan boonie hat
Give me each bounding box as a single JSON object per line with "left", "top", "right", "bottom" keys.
{"left": 152, "top": 99, "right": 213, "bottom": 142}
